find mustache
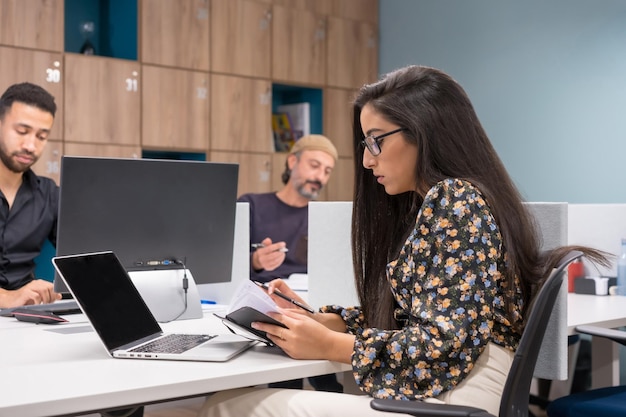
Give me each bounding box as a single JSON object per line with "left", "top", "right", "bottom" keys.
{"left": 14, "top": 151, "right": 36, "bottom": 158}
{"left": 305, "top": 180, "right": 323, "bottom": 189}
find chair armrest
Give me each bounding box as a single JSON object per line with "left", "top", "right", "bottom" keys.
{"left": 575, "top": 325, "right": 626, "bottom": 347}
{"left": 370, "top": 398, "right": 495, "bottom": 417}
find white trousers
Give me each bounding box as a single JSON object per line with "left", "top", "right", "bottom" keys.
{"left": 198, "top": 342, "right": 514, "bottom": 417}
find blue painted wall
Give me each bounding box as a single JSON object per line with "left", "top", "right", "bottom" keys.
{"left": 379, "top": 0, "right": 626, "bottom": 385}
{"left": 379, "top": 0, "right": 626, "bottom": 204}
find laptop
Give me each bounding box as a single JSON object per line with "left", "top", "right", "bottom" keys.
{"left": 52, "top": 251, "right": 257, "bottom": 362}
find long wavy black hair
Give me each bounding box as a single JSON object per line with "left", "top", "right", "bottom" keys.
{"left": 351, "top": 65, "right": 608, "bottom": 330}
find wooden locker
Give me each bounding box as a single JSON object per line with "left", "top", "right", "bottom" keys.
{"left": 272, "top": 6, "right": 326, "bottom": 86}
{"left": 63, "top": 142, "right": 141, "bottom": 159}
{"left": 326, "top": 17, "right": 378, "bottom": 89}
{"left": 325, "top": 156, "right": 353, "bottom": 201}
{"left": 330, "top": 0, "right": 379, "bottom": 24}
{"left": 0, "top": 46, "right": 64, "bottom": 140}
{"left": 64, "top": 54, "right": 141, "bottom": 145}
{"left": 31, "top": 140, "right": 63, "bottom": 185}
{"left": 142, "top": 65, "right": 209, "bottom": 151}
{"left": 0, "top": 0, "right": 63, "bottom": 52}
{"left": 210, "top": 74, "right": 272, "bottom": 153}
{"left": 324, "top": 87, "right": 355, "bottom": 158}
{"left": 209, "top": 151, "right": 272, "bottom": 196}
{"left": 141, "top": 0, "right": 210, "bottom": 70}
{"left": 211, "top": 0, "right": 271, "bottom": 78}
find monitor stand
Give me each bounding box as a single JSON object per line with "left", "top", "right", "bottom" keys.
{"left": 128, "top": 269, "right": 203, "bottom": 322}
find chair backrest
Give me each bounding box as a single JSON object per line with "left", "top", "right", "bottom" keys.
{"left": 499, "top": 250, "right": 583, "bottom": 417}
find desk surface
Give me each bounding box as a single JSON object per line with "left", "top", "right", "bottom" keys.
{"left": 3, "top": 294, "right": 624, "bottom": 416}
{"left": 0, "top": 307, "right": 349, "bottom": 417}
{"left": 567, "top": 293, "right": 626, "bottom": 388}
{"left": 567, "top": 293, "right": 626, "bottom": 333}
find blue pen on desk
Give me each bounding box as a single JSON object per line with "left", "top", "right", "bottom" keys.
{"left": 251, "top": 243, "right": 288, "bottom": 253}
{"left": 201, "top": 299, "right": 216, "bottom": 305}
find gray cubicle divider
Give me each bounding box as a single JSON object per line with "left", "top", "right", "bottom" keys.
{"left": 308, "top": 202, "right": 357, "bottom": 309}
{"left": 197, "top": 202, "right": 250, "bottom": 305}
{"left": 308, "top": 201, "right": 569, "bottom": 381}
{"left": 526, "top": 202, "right": 568, "bottom": 380}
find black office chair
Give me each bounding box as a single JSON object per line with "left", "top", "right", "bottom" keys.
{"left": 370, "top": 250, "right": 584, "bottom": 417}
{"left": 545, "top": 325, "right": 626, "bottom": 417}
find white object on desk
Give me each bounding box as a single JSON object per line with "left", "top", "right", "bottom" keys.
{"left": 227, "top": 280, "right": 278, "bottom": 315}
{"left": 286, "top": 273, "right": 308, "bottom": 291}
{"left": 129, "top": 268, "right": 203, "bottom": 322}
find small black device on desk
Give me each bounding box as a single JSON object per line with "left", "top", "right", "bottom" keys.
{"left": 215, "top": 306, "right": 288, "bottom": 346}
{"left": 10, "top": 308, "right": 68, "bottom": 324}
{"left": 574, "top": 276, "right": 617, "bottom": 295}
{"left": 0, "top": 299, "right": 81, "bottom": 317}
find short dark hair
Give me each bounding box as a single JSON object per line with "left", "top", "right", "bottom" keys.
{"left": 0, "top": 82, "right": 57, "bottom": 120}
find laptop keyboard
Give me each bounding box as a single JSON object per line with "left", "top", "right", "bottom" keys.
{"left": 131, "top": 334, "right": 216, "bottom": 354}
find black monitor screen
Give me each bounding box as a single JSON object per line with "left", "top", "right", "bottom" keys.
{"left": 54, "top": 156, "right": 239, "bottom": 293}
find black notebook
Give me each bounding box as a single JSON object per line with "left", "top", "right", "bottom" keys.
{"left": 215, "top": 306, "right": 287, "bottom": 346}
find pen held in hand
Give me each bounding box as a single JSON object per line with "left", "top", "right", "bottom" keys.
{"left": 253, "top": 281, "right": 315, "bottom": 314}
{"left": 251, "top": 243, "right": 289, "bottom": 252}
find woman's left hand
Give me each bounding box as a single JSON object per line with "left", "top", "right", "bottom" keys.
{"left": 251, "top": 308, "right": 354, "bottom": 363}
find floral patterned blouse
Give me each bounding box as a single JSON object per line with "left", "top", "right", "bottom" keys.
{"left": 321, "top": 178, "right": 523, "bottom": 400}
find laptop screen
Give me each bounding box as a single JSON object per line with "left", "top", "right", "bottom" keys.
{"left": 53, "top": 252, "right": 162, "bottom": 352}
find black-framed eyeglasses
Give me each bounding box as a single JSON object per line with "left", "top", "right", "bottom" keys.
{"left": 361, "top": 128, "right": 405, "bottom": 156}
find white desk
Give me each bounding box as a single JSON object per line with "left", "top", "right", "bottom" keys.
{"left": 568, "top": 293, "right": 626, "bottom": 388}
{"left": 0, "top": 308, "right": 350, "bottom": 417}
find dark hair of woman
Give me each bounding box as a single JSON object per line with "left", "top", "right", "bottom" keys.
{"left": 350, "top": 65, "right": 609, "bottom": 331}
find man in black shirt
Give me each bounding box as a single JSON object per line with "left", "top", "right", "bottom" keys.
{"left": 0, "top": 82, "right": 61, "bottom": 308}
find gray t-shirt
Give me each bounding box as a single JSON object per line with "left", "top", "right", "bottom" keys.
{"left": 237, "top": 193, "right": 308, "bottom": 283}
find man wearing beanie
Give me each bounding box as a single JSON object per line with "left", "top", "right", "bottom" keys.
{"left": 238, "top": 134, "right": 342, "bottom": 393}
{"left": 239, "top": 134, "right": 338, "bottom": 283}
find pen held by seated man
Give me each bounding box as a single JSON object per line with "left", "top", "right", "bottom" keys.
{"left": 251, "top": 243, "right": 289, "bottom": 252}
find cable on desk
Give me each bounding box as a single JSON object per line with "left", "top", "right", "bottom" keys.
{"left": 155, "top": 257, "right": 189, "bottom": 323}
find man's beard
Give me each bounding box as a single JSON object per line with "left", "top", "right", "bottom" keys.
{"left": 0, "top": 146, "right": 37, "bottom": 173}
{"left": 297, "top": 180, "right": 323, "bottom": 200}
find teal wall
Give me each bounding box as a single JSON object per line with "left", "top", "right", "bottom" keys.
{"left": 34, "top": 240, "right": 55, "bottom": 282}
{"left": 65, "top": 0, "right": 137, "bottom": 60}
{"left": 379, "top": 0, "right": 626, "bottom": 204}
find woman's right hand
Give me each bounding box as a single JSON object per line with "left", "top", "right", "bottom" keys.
{"left": 265, "top": 279, "right": 347, "bottom": 333}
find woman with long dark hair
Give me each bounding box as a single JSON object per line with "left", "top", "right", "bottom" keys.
{"left": 198, "top": 65, "right": 607, "bottom": 417}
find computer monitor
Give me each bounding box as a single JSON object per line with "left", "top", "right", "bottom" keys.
{"left": 54, "top": 156, "right": 239, "bottom": 293}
